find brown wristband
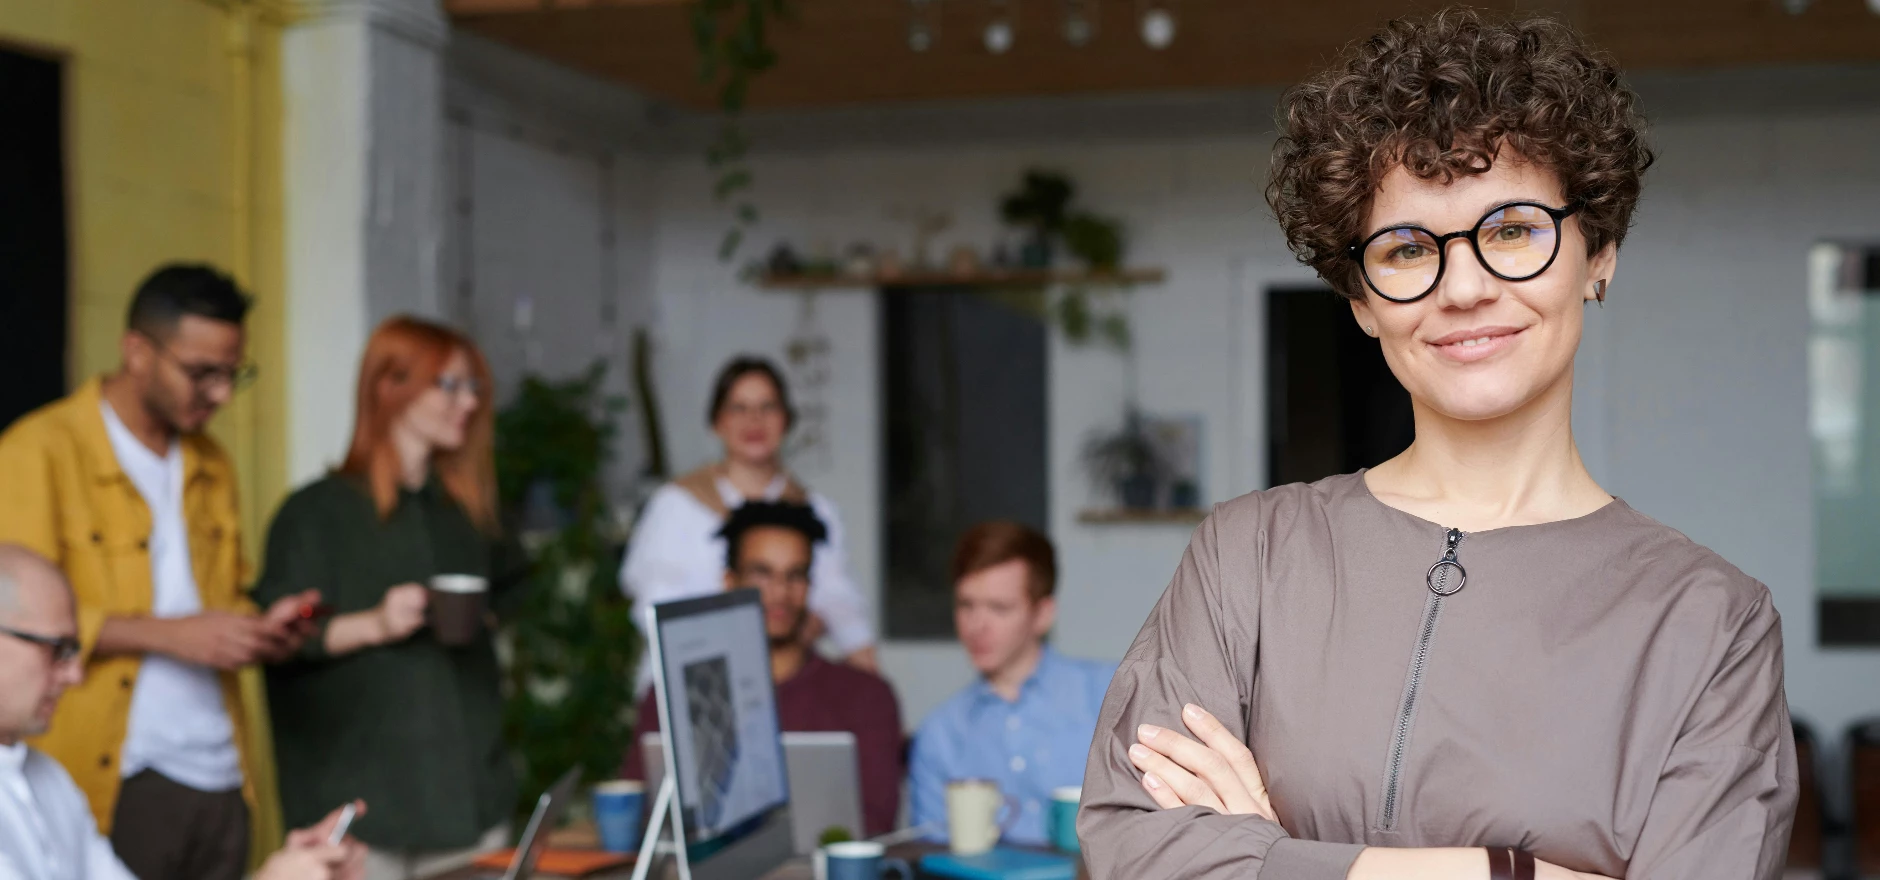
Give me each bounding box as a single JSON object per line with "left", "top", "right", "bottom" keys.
{"left": 1487, "top": 847, "right": 1515, "bottom": 880}
{"left": 1513, "top": 848, "right": 1536, "bottom": 880}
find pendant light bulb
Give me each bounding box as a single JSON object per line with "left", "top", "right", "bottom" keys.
{"left": 1140, "top": 7, "right": 1175, "bottom": 49}
{"left": 985, "top": 18, "right": 1014, "bottom": 54}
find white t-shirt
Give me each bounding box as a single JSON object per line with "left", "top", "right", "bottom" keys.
{"left": 0, "top": 743, "right": 137, "bottom": 880}
{"left": 619, "top": 475, "right": 875, "bottom": 691}
{"left": 99, "top": 403, "right": 243, "bottom": 794}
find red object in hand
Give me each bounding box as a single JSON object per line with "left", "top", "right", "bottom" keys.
{"left": 299, "top": 603, "right": 336, "bottom": 621}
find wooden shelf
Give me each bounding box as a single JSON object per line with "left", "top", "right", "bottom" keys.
{"left": 754, "top": 267, "right": 1166, "bottom": 290}
{"left": 1078, "top": 507, "right": 1208, "bottom": 525}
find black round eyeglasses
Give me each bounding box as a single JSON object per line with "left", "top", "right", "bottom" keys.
{"left": 1346, "top": 201, "right": 1582, "bottom": 304}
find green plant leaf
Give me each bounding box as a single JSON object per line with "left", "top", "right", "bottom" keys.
{"left": 719, "top": 227, "right": 745, "bottom": 261}
{"left": 1064, "top": 211, "right": 1125, "bottom": 271}
{"left": 714, "top": 169, "right": 753, "bottom": 200}
{"left": 737, "top": 203, "right": 759, "bottom": 224}
{"left": 1055, "top": 289, "right": 1092, "bottom": 343}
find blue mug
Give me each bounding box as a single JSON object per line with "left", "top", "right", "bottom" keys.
{"left": 592, "top": 780, "right": 646, "bottom": 854}
{"left": 823, "top": 842, "right": 912, "bottom": 880}
{"left": 1049, "top": 786, "right": 1082, "bottom": 853}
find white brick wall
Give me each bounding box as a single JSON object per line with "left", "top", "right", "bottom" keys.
{"left": 439, "top": 38, "right": 1880, "bottom": 749}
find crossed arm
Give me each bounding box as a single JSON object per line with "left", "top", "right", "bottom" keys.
{"left": 1123, "top": 702, "right": 1614, "bottom": 880}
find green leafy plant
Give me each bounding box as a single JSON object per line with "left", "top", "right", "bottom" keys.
{"left": 1063, "top": 211, "right": 1124, "bottom": 271}
{"left": 818, "top": 826, "right": 855, "bottom": 847}
{"left": 494, "top": 364, "right": 641, "bottom": 820}
{"left": 693, "top": 0, "right": 794, "bottom": 260}
{"left": 999, "top": 170, "right": 1076, "bottom": 236}
{"left": 994, "top": 169, "right": 1134, "bottom": 351}
{"left": 1081, "top": 409, "right": 1170, "bottom": 508}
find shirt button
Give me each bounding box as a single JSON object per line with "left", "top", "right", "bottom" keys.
{"left": 99, "top": 755, "right": 111, "bottom": 768}
{"left": 136, "top": 539, "right": 149, "bottom": 551}
{"left": 1010, "top": 756, "right": 1027, "bottom": 773}
{"left": 120, "top": 676, "right": 133, "bottom": 690}
{"left": 90, "top": 532, "right": 102, "bottom": 544}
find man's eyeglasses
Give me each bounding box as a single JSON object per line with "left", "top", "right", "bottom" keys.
{"left": 734, "top": 566, "right": 810, "bottom": 590}
{"left": 1347, "top": 201, "right": 1582, "bottom": 303}
{"left": 141, "top": 333, "right": 258, "bottom": 392}
{"left": 0, "top": 625, "right": 81, "bottom": 665}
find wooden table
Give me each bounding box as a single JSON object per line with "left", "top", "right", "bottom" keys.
{"left": 425, "top": 842, "right": 1087, "bottom": 880}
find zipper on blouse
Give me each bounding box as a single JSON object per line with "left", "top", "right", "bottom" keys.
{"left": 1378, "top": 527, "right": 1467, "bottom": 832}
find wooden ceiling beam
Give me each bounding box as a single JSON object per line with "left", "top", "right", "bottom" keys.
{"left": 445, "top": 0, "right": 684, "bottom": 17}
{"left": 452, "top": 0, "right": 1880, "bottom": 109}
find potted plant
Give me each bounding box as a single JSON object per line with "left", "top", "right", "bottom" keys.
{"left": 1081, "top": 409, "right": 1169, "bottom": 509}
{"left": 493, "top": 363, "right": 641, "bottom": 822}
{"left": 1000, "top": 170, "right": 1074, "bottom": 268}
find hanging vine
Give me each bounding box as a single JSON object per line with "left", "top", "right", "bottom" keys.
{"left": 692, "top": 0, "right": 792, "bottom": 261}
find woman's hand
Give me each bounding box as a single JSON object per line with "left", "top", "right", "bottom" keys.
{"left": 1127, "top": 703, "right": 1276, "bottom": 823}
{"left": 374, "top": 583, "right": 428, "bottom": 644}
{"left": 270, "top": 801, "right": 368, "bottom": 880}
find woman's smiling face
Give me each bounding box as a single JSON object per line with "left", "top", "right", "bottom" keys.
{"left": 1350, "top": 154, "right": 1616, "bottom": 423}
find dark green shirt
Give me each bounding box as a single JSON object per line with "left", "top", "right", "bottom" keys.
{"left": 255, "top": 474, "right": 528, "bottom": 851}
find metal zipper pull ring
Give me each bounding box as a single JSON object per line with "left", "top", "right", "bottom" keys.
{"left": 1426, "top": 527, "right": 1467, "bottom": 596}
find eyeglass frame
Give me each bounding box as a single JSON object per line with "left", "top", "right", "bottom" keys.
{"left": 137, "top": 331, "right": 259, "bottom": 392}
{"left": 1345, "top": 200, "right": 1584, "bottom": 304}
{"left": 434, "top": 374, "right": 485, "bottom": 399}
{"left": 0, "top": 625, "right": 81, "bottom": 665}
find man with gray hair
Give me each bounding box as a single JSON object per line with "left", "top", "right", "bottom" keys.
{"left": 0, "top": 545, "right": 361, "bottom": 880}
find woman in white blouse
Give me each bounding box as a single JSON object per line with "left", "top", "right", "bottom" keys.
{"left": 621, "top": 357, "right": 878, "bottom": 685}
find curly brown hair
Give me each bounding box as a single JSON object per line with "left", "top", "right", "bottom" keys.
{"left": 1267, "top": 8, "right": 1654, "bottom": 301}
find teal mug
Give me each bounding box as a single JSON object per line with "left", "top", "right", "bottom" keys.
{"left": 1048, "top": 786, "right": 1082, "bottom": 853}
{"left": 823, "top": 841, "right": 912, "bottom": 880}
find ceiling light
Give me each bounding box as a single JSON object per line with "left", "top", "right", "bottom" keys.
{"left": 984, "top": 19, "right": 1014, "bottom": 54}
{"left": 1062, "top": 0, "right": 1097, "bottom": 46}
{"left": 1140, "top": 7, "right": 1175, "bottom": 49}
{"left": 985, "top": 0, "right": 1015, "bottom": 54}
{"left": 908, "top": 0, "right": 937, "bottom": 52}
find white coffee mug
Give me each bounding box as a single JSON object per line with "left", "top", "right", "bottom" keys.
{"left": 945, "top": 779, "right": 1018, "bottom": 856}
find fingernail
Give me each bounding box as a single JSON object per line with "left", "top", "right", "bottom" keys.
{"left": 1143, "top": 773, "right": 1162, "bottom": 791}
{"left": 1137, "top": 724, "right": 1160, "bottom": 741}
{"left": 1183, "top": 704, "right": 1203, "bottom": 721}
{"left": 1128, "top": 744, "right": 1150, "bottom": 761}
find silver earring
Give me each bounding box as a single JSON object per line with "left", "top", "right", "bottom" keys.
{"left": 1364, "top": 326, "right": 1374, "bottom": 335}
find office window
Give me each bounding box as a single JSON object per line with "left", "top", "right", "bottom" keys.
{"left": 1811, "top": 243, "right": 1880, "bottom": 645}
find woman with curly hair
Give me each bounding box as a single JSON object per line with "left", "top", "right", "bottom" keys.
{"left": 1078, "top": 10, "right": 1796, "bottom": 880}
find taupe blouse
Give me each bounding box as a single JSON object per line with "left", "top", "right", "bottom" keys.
{"left": 1079, "top": 472, "right": 1797, "bottom": 879}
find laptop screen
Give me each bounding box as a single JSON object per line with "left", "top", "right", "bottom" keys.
{"left": 649, "top": 590, "right": 791, "bottom": 846}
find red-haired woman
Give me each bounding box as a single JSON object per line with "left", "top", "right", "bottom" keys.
{"left": 255, "top": 316, "right": 526, "bottom": 880}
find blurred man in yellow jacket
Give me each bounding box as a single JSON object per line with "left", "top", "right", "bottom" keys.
{"left": 0, "top": 264, "right": 320, "bottom": 880}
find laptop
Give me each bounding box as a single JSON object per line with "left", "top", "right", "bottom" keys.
{"left": 642, "top": 730, "right": 864, "bottom": 856}
{"left": 466, "top": 766, "right": 582, "bottom": 880}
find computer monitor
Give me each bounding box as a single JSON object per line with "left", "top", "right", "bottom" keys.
{"left": 645, "top": 589, "right": 796, "bottom": 880}
{"left": 643, "top": 731, "right": 864, "bottom": 856}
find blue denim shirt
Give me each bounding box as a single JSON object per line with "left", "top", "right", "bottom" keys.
{"left": 909, "top": 648, "right": 1119, "bottom": 846}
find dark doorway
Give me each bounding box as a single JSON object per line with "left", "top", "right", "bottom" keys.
{"left": 0, "top": 48, "right": 67, "bottom": 431}
{"left": 882, "top": 288, "right": 1048, "bottom": 639}
{"left": 1267, "top": 286, "right": 1414, "bottom": 487}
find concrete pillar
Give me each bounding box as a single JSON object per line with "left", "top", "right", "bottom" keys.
{"left": 281, "top": 0, "right": 448, "bottom": 483}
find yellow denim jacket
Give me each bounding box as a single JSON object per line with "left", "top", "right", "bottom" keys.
{"left": 0, "top": 377, "right": 256, "bottom": 831}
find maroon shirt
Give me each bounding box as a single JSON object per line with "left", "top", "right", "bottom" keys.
{"left": 621, "top": 655, "right": 905, "bottom": 837}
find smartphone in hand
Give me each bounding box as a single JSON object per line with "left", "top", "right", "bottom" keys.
{"left": 327, "top": 803, "right": 357, "bottom": 846}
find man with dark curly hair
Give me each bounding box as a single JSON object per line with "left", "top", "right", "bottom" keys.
{"left": 1080, "top": 9, "right": 1795, "bottom": 880}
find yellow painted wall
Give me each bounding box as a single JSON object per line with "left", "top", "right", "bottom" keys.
{"left": 0, "top": 0, "right": 290, "bottom": 859}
